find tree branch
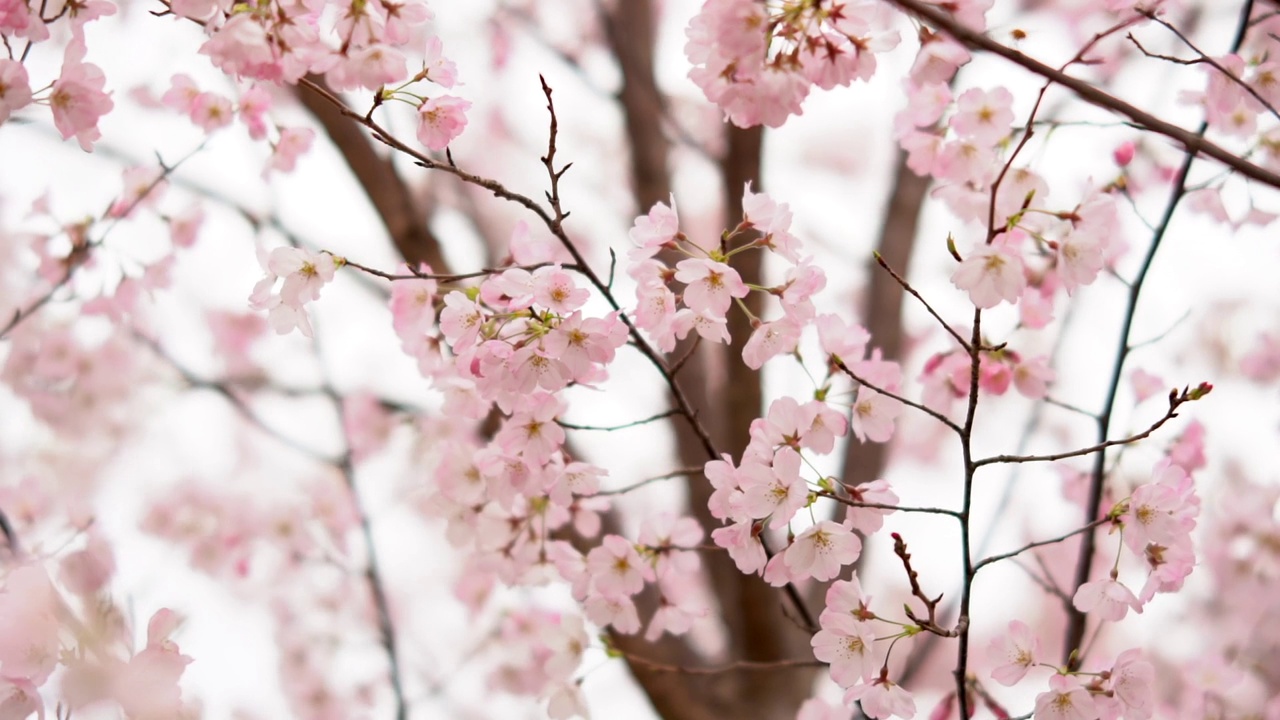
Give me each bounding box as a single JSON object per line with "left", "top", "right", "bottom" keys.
{"left": 881, "top": 0, "right": 1280, "bottom": 189}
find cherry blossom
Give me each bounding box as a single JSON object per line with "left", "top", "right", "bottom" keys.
{"left": 0, "top": 60, "right": 32, "bottom": 124}
{"left": 949, "top": 87, "right": 1014, "bottom": 146}
{"left": 844, "top": 676, "right": 916, "bottom": 720}
{"left": 1072, "top": 577, "right": 1143, "bottom": 622}
{"left": 951, "top": 242, "right": 1026, "bottom": 309}
{"left": 987, "top": 619, "right": 1041, "bottom": 686}
{"left": 416, "top": 95, "right": 471, "bottom": 150}
{"left": 586, "top": 535, "right": 649, "bottom": 598}
{"left": 1034, "top": 674, "right": 1097, "bottom": 720}
{"left": 49, "top": 41, "right": 113, "bottom": 151}
{"left": 780, "top": 520, "right": 861, "bottom": 583}
{"left": 850, "top": 386, "right": 901, "bottom": 444}
{"left": 740, "top": 447, "right": 809, "bottom": 528}
{"left": 675, "top": 257, "right": 748, "bottom": 317}
{"left": 811, "top": 612, "right": 879, "bottom": 686}
{"left": 250, "top": 246, "right": 340, "bottom": 337}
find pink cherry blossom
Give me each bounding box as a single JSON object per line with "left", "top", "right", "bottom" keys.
{"left": 675, "top": 257, "right": 748, "bottom": 317}
{"left": 811, "top": 612, "right": 879, "bottom": 686}
{"left": 1129, "top": 368, "right": 1165, "bottom": 403}
{"left": 742, "top": 184, "right": 801, "bottom": 261}
{"left": 0, "top": 564, "right": 60, "bottom": 683}
{"left": 586, "top": 534, "right": 649, "bottom": 598}
{"left": 629, "top": 199, "right": 681, "bottom": 259}
{"left": 803, "top": 400, "right": 848, "bottom": 455}
{"left": 844, "top": 677, "right": 916, "bottom": 720}
{"left": 843, "top": 479, "right": 898, "bottom": 534}
{"left": 850, "top": 386, "right": 901, "bottom": 443}
{"left": 200, "top": 15, "right": 281, "bottom": 82}
{"left": 1072, "top": 577, "right": 1143, "bottom": 622}
{"left": 1013, "top": 354, "right": 1054, "bottom": 399}
{"left": 821, "top": 577, "right": 871, "bottom": 626}
{"left": 987, "top": 619, "right": 1041, "bottom": 686}
{"left": 740, "top": 447, "right": 808, "bottom": 528}
{"left": 781, "top": 520, "right": 861, "bottom": 582}
{"left": 1106, "top": 649, "right": 1155, "bottom": 720}
{"left": 190, "top": 91, "right": 234, "bottom": 131}
{"left": 416, "top": 94, "right": 471, "bottom": 150}
{"left": 949, "top": 87, "right": 1014, "bottom": 146}
{"left": 583, "top": 593, "right": 641, "bottom": 634}
{"left": 711, "top": 519, "right": 766, "bottom": 575}
{"left": 704, "top": 454, "right": 745, "bottom": 521}
{"left": 439, "top": 291, "right": 486, "bottom": 349}
{"left": 328, "top": 44, "right": 408, "bottom": 91}
{"left": 50, "top": 40, "right": 114, "bottom": 151}
{"left": 532, "top": 265, "right": 589, "bottom": 314}
{"left": 237, "top": 84, "right": 272, "bottom": 140}
{"left": 816, "top": 313, "right": 870, "bottom": 361}
{"left": 0, "top": 677, "right": 41, "bottom": 720}
{"left": 268, "top": 127, "right": 315, "bottom": 174}
{"left": 742, "top": 318, "right": 802, "bottom": 369}
{"left": 1034, "top": 674, "right": 1097, "bottom": 720}
{"left": 0, "top": 59, "right": 32, "bottom": 124}
{"left": 1122, "top": 482, "right": 1188, "bottom": 554}
{"left": 951, "top": 243, "right": 1026, "bottom": 309}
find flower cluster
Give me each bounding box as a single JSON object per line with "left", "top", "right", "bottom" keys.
{"left": 920, "top": 345, "right": 1055, "bottom": 413}
{"left": 810, "top": 578, "right": 919, "bottom": 719}
{"left": 249, "top": 246, "right": 341, "bottom": 337}
{"left": 986, "top": 621, "right": 1156, "bottom": 720}
{"left": 1070, "top": 460, "right": 1200, "bottom": 622}
{"left": 684, "top": 0, "right": 900, "bottom": 127}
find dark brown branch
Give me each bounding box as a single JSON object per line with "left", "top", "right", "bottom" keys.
{"left": 558, "top": 409, "right": 682, "bottom": 432}
{"left": 834, "top": 358, "right": 964, "bottom": 435}
{"left": 1135, "top": 12, "right": 1280, "bottom": 123}
{"left": 973, "top": 518, "right": 1110, "bottom": 573}
{"left": 597, "top": 467, "right": 703, "bottom": 497}
{"left": 818, "top": 493, "right": 962, "bottom": 519}
{"left": 620, "top": 652, "right": 822, "bottom": 675}
{"left": 873, "top": 251, "right": 969, "bottom": 352}
{"left": 294, "top": 75, "right": 451, "bottom": 273}
{"left": 892, "top": 533, "right": 959, "bottom": 637}
{"left": 882, "top": 0, "right": 1280, "bottom": 190}
{"left": 972, "top": 388, "right": 1197, "bottom": 467}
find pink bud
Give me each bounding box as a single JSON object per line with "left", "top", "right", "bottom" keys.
{"left": 1113, "top": 141, "right": 1136, "bottom": 167}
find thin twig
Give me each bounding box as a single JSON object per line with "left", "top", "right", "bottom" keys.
{"left": 892, "top": 533, "right": 958, "bottom": 637}
{"left": 597, "top": 467, "right": 704, "bottom": 497}
{"left": 872, "top": 251, "right": 970, "bottom": 352}
{"left": 834, "top": 358, "right": 963, "bottom": 435}
{"left": 620, "top": 652, "right": 822, "bottom": 675}
{"left": 818, "top": 493, "right": 962, "bottom": 519}
{"left": 0, "top": 143, "right": 205, "bottom": 340}
{"left": 1136, "top": 12, "right": 1280, "bottom": 123}
{"left": 973, "top": 518, "right": 1110, "bottom": 573}
{"left": 296, "top": 77, "right": 721, "bottom": 463}
{"left": 882, "top": 0, "right": 1280, "bottom": 189}
{"left": 972, "top": 393, "right": 1190, "bottom": 467}
{"left": 558, "top": 408, "right": 682, "bottom": 432}
{"left": 1060, "top": 0, "right": 1255, "bottom": 671}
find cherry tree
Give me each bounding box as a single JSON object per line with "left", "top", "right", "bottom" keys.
{"left": 1, "top": 0, "right": 1279, "bottom": 719}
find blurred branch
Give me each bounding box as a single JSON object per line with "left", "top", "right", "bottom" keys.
{"left": 306, "top": 313, "right": 409, "bottom": 720}
{"left": 0, "top": 143, "right": 204, "bottom": 341}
